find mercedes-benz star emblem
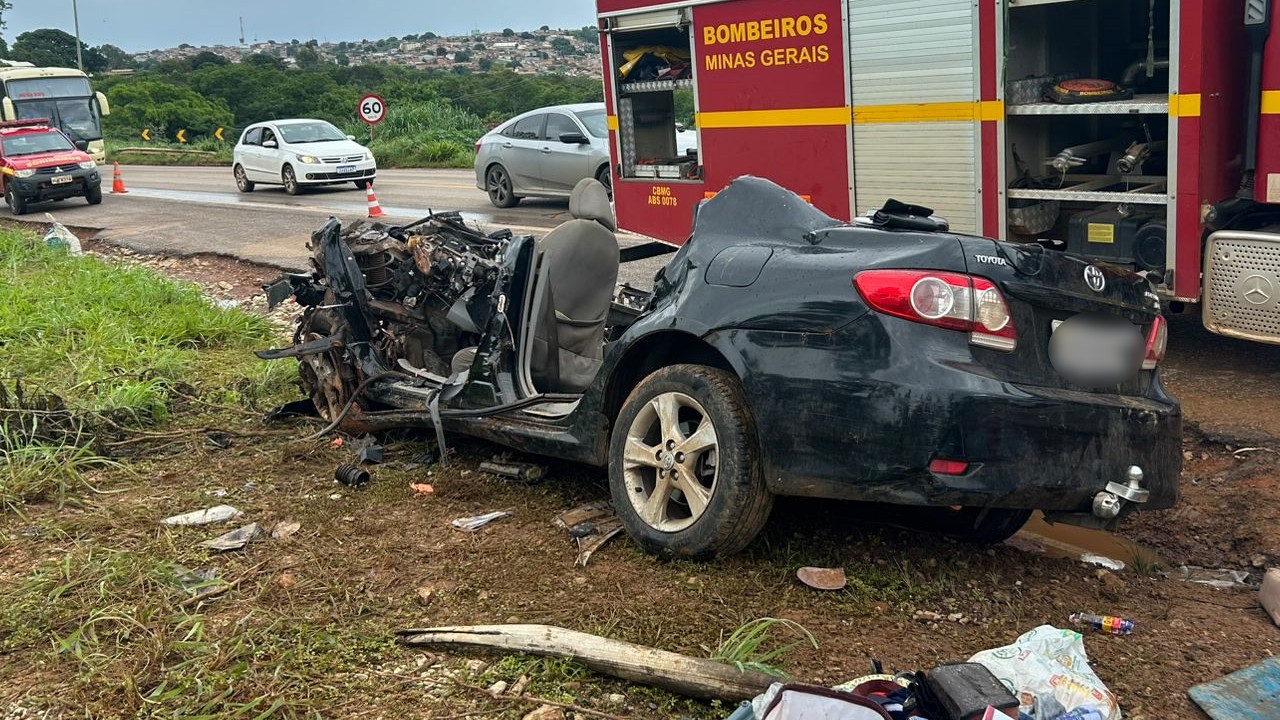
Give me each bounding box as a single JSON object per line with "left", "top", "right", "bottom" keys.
{"left": 1241, "top": 274, "right": 1274, "bottom": 305}
{"left": 1084, "top": 265, "right": 1106, "bottom": 292}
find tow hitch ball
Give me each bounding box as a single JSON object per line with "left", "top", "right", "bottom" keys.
{"left": 1092, "top": 465, "right": 1150, "bottom": 519}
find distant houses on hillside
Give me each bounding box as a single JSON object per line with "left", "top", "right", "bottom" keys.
{"left": 130, "top": 27, "right": 602, "bottom": 77}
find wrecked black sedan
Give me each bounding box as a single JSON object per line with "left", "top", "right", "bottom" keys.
{"left": 260, "top": 176, "right": 1180, "bottom": 559}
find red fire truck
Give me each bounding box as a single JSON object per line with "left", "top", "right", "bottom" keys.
{"left": 596, "top": 0, "right": 1280, "bottom": 344}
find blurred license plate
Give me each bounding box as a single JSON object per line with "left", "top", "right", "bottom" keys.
{"left": 337, "top": 165, "right": 355, "bottom": 173}
{"left": 50, "top": 175, "right": 73, "bottom": 185}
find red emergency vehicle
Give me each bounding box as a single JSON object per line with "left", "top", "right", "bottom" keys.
{"left": 596, "top": 0, "right": 1280, "bottom": 345}
{"left": 0, "top": 118, "right": 102, "bottom": 216}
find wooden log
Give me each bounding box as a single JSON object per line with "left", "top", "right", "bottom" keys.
{"left": 397, "top": 624, "right": 777, "bottom": 702}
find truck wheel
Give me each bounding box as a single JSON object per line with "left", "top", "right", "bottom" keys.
{"left": 86, "top": 186, "right": 103, "bottom": 205}
{"left": 5, "top": 186, "right": 28, "bottom": 216}
{"left": 609, "top": 364, "right": 773, "bottom": 560}
{"left": 485, "top": 165, "right": 520, "bottom": 208}
{"left": 234, "top": 164, "right": 255, "bottom": 193}
{"left": 282, "top": 165, "right": 301, "bottom": 195}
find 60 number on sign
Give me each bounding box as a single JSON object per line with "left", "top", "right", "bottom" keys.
{"left": 358, "top": 94, "right": 386, "bottom": 139}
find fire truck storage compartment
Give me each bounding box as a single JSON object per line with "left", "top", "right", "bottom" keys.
{"left": 608, "top": 24, "right": 697, "bottom": 180}
{"left": 1004, "top": 0, "right": 1173, "bottom": 272}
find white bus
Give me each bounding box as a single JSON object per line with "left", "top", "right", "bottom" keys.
{"left": 0, "top": 61, "right": 110, "bottom": 162}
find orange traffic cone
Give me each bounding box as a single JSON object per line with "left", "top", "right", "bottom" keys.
{"left": 365, "top": 182, "right": 384, "bottom": 219}
{"left": 110, "top": 161, "right": 128, "bottom": 194}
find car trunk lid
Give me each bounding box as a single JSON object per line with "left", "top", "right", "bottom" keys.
{"left": 957, "top": 236, "right": 1163, "bottom": 395}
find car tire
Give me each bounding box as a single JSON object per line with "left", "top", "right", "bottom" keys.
{"left": 234, "top": 164, "right": 255, "bottom": 193}
{"left": 282, "top": 165, "right": 301, "bottom": 195}
{"left": 485, "top": 165, "right": 520, "bottom": 208}
{"left": 85, "top": 186, "right": 102, "bottom": 205}
{"left": 5, "top": 185, "right": 28, "bottom": 216}
{"left": 596, "top": 166, "right": 612, "bottom": 200}
{"left": 900, "top": 506, "right": 1033, "bottom": 545}
{"left": 609, "top": 364, "right": 773, "bottom": 560}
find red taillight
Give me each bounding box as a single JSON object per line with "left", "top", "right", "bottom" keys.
{"left": 1141, "top": 314, "right": 1167, "bottom": 370}
{"left": 929, "top": 458, "right": 970, "bottom": 475}
{"left": 474, "top": 140, "right": 482, "bottom": 154}
{"left": 853, "top": 269, "right": 1017, "bottom": 351}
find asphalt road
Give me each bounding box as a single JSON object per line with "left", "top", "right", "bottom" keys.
{"left": 28, "top": 166, "right": 668, "bottom": 283}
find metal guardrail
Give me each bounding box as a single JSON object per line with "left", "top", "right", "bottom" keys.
{"left": 114, "top": 146, "right": 219, "bottom": 157}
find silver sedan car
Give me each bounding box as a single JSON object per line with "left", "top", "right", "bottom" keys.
{"left": 474, "top": 103, "right": 610, "bottom": 208}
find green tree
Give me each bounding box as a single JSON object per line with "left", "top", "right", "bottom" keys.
{"left": 296, "top": 45, "right": 321, "bottom": 68}
{"left": 477, "top": 57, "right": 493, "bottom": 71}
{"left": 95, "top": 43, "right": 135, "bottom": 70}
{"left": 539, "top": 24, "right": 550, "bottom": 31}
{"left": 104, "top": 78, "right": 233, "bottom": 140}
{"left": 519, "top": 31, "right": 534, "bottom": 39}
{"left": 501, "top": 28, "right": 514, "bottom": 37}
{"left": 453, "top": 51, "right": 471, "bottom": 62}
{"left": 435, "top": 46, "right": 447, "bottom": 56}
{"left": 550, "top": 37, "right": 579, "bottom": 56}
{"left": 336, "top": 53, "right": 350, "bottom": 67}
{"left": 189, "top": 51, "right": 228, "bottom": 70}
{"left": 10, "top": 28, "right": 107, "bottom": 71}
{"left": 473, "top": 42, "right": 485, "bottom": 50}
{"left": 244, "top": 53, "right": 283, "bottom": 69}
{"left": 423, "top": 32, "right": 437, "bottom": 39}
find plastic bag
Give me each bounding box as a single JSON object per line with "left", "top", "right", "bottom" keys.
{"left": 968, "top": 625, "right": 1121, "bottom": 720}
{"left": 42, "top": 214, "right": 82, "bottom": 255}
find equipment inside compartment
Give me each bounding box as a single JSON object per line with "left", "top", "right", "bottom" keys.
{"left": 1066, "top": 206, "right": 1168, "bottom": 272}
{"left": 1004, "top": 0, "right": 1172, "bottom": 262}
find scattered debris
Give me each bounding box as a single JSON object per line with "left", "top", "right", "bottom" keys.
{"left": 466, "top": 659, "right": 490, "bottom": 675}
{"left": 328, "top": 493, "right": 343, "bottom": 501}
{"left": 511, "top": 675, "right": 532, "bottom": 696}
{"left": 605, "top": 693, "right": 625, "bottom": 705}
{"left": 1080, "top": 553, "right": 1125, "bottom": 571}
{"left": 521, "top": 705, "right": 565, "bottom": 720}
{"left": 357, "top": 445, "right": 385, "bottom": 464}
{"left": 397, "top": 624, "right": 777, "bottom": 701}
{"left": 487, "top": 680, "right": 509, "bottom": 696}
{"left": 270, "top": 520, "right": 301, "bottom": 540}
{"left": 161, "top": 505, "right": 243, "bottom": 527}
{"left": 42, "top": 215, "right": 82, "bottom": 254}
{"left": 1231, "top": 446, "right": 1275, "bottom": 456}
{"left": 410, "top": 482, "right": 435, "bottom": 496}
{"left": 480, "top": 459, "right": 546, "bottom": 484}
{"left": 452, "top": 511, "right": 511, "bottom": 531}
{"left": 204, "top": 431, "right": 234, "bottom": 448}
{"left": 554, "top": 501, "right": 625, "bottom": 566}
{"left": 796, "top": 566, "right": 847, "bottom": 591}
{"left": 969, "top": 625, "right": 1120, "bottom": 720}
{"left": 1170, "top": 565, "right": 1251, "bottom": 590}
{"left": 329, "top": 437, "right": 345, "bottom": 449}
{"left": 1189, "top": 657, "right": 1280, "bottom": 720}
{"left": 277, "top": 572, "right": 298, "bottom": 589}
{"left": 1068, "top": 612, "right": 1134, "bottom": 636}
{"left": 204, "top": 488, "right": 228, "bottom": 498}
{"left": 335, "top": 463, "right": 371, "bottom": 488}
{"left": 264, "top": 398, "right": 318, "bottom": 423}
{"left": 199, "top": 522, "right": 264, "bottom": 552}
{"left": 171, "top": 564, "right": 220, "bottom": 598}
{"left": 1263, "top": 568, "right": 1280, "bottom": 626}
{"left": 416, "top": 586, "right": 437, "bottom": 605}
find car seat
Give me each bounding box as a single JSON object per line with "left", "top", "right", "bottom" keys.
{"left": 528, "top": 178, "right": 619, "bottom": 393}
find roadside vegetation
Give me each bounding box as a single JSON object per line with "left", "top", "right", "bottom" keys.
{"left": 95, "top": 57, "right": 603, "bottom": 169}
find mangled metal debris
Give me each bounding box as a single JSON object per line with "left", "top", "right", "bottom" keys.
{"left": 161, "top": 504, "right": 243, "bottom": 527}
{"left": 199, "top": 522, "right": 264, "bottom": 552}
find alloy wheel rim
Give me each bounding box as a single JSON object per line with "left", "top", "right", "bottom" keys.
{"left": 235, "top": 167, "right": 246, "bottom": 188}
{"left": 488, "top": 170, "right": 508, "bottom": 203}
{"left": 284, "top": 168, "right": 296, "bottom": 191}
{"left": 622, "top": 391, "right": 719, "bottom": 532}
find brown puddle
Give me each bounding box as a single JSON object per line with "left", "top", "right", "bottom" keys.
{"left": 1009, "top": 512, "right": 1166, "bottom": 570}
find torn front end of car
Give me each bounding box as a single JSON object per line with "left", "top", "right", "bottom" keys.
{"left": 258, "top": 213, "right": 544, "bottom": 437}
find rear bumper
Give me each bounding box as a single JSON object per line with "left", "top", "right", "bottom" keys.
{"left": 9, "top": 170, "right": 100, "bottom": 201}
{"left": 718, "top": 318, "right": 1181, "bottom": 514}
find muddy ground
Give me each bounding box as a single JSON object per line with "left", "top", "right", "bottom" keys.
{"left": 2, "top": 234, "right": 1278, "bottom": 719}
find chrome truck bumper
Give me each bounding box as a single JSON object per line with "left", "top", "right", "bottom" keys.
{"left": 1203, "top": 228, "right": 1280, "bottom": 344}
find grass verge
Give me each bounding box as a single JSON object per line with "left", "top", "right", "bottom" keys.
{"left": 0, "top": 225, "right": 295, "bottom": 510}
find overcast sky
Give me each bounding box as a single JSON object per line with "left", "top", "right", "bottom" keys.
{"left": 6, "top": 1, "right": 599, "bottom": 52}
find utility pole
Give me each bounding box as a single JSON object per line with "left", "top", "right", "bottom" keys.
{"left": 72, "top": 0, "right": 84, "bottom": 72}
{"left": 239, "top": 16, "right": 245, "bottom": 46}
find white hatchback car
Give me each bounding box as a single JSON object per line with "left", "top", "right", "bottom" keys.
{"left": 233, "top": 119, "right": 376, "bottom": 195}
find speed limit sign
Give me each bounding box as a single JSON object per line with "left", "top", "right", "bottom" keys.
{"left": 358, "top": 94, "right": 386, "bottom": 125}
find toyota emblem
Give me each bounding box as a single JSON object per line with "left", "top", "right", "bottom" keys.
{"left": 1084, "top": 265, "right": 1106, "bottom": 292}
